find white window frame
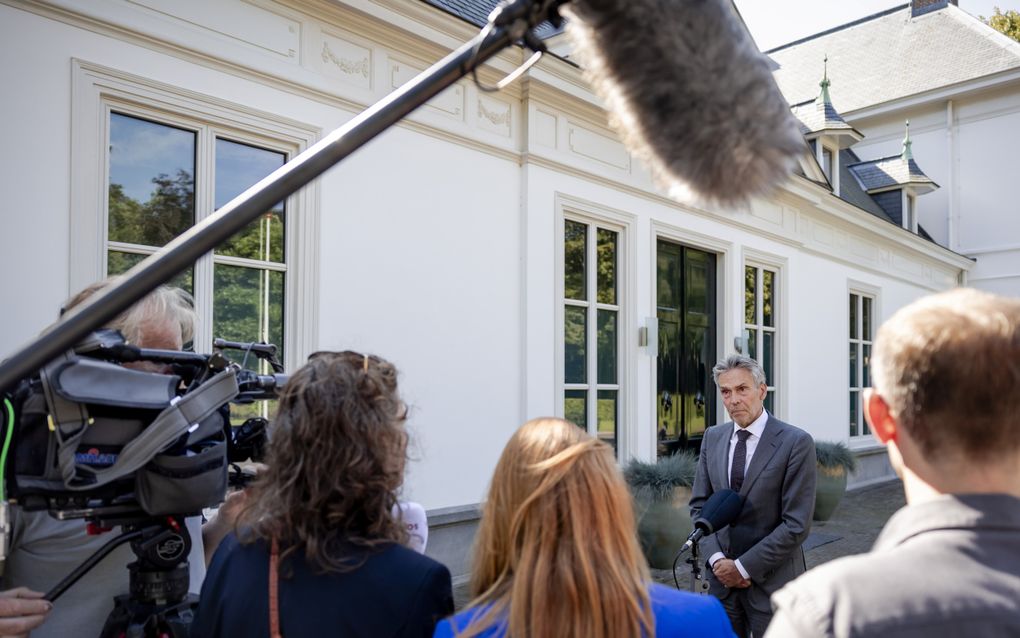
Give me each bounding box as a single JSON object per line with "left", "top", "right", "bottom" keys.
{"left": 848, "top": 282, "right": 879, "bottom": 442}
{"left": 902, "top": 191, "right": 918, "bottom": 233}
{"left": 816, "top": 139, "right": 840, "bottom": 196}
{"left": 70, "top": 60, "right": 321, "bottom": 371}
{"left": 555, "top": 198, "right": 634, "bottom": 458}
{"left": 743, "top": 250, "right": 787, "bottom": 418}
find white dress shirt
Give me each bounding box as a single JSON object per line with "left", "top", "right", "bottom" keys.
{"left": 709, "top": 408, "right": 770, "bottom": 580}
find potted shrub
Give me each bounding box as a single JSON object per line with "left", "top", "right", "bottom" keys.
{"left": 623, "top": 451, "right": 697, "bottom": 569}
{"left": 813, "top": 441, "right": 858, "bottom": 522}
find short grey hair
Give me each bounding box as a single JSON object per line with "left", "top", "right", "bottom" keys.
{"left": 63, "top": 278, "right": 196, "bottom": 346}
{"left": 712, "top": 354, "right": 766, "bottom": 387}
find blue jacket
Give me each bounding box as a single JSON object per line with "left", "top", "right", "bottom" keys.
{"left": 434, "top": 583, "right": 735, "bottom": 637}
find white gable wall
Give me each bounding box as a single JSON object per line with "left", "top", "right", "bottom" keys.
{"left": 849, "top": 79, "right": 1020, "bottom": 296}
{"left": 0, "top": 0, "right": 973, "bottom": 517}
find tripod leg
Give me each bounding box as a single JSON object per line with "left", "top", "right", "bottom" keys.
{"left": 44, "top": 527, "right": 145, "bottom": 602}
{"left": 100, "top": 593, "right": 198, "bottom": 638}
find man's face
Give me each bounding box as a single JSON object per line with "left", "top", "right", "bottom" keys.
{"left": 125, "top": 318, "right": 183, "bottom": 374}
{"left": 718, "top": 368, "right": 767, "bottom": 428}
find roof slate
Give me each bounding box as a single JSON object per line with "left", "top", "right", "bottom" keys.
{"left": 769, "top": 4, "right": 1020, "bottom": 113}
{"left": 792, "top": 99, "right": 859, "bottom": 135}
{"left": 420, "top": 0, "right": 562, "bottom": 38}
{"left": 848, "top": 155, "right": 937, "bottom": 191}
{"left": 838, "top": 150, "right": 893, "bottom": 221}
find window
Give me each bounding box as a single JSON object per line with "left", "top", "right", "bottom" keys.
{"left": 849, "top": 292, "right": 875, "bottom": 437}
{"left": 904, "top": 193, "right": 917, "bottom": 232}
{"left": 821, "top": 147, "right": 833, "bottom": 181}
{"left": 744, "top": 265, "right": 777, "bottom": 414}
{"left": 564, "top": 218, "right": 621, "bottom": 452}
{"left": 71, "top": 62, "right": 320, "bottom": 417}
{"left": 107, "top": 112, "right": 288, "bottom": 418}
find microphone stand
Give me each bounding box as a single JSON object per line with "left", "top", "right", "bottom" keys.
{"left": 686, "top": 539, "right": 710, "bottom": 595}
{"left": 672, "top": 535, "right": 710, "bottom": 595}
{"left": 0, "top": 0, "right": 565, "bottom": 393}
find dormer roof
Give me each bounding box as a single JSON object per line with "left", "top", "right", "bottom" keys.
{"left": 847, "top": 122, "right": 938, "bottom": 194}
{"left": 791, "top": 57, "right": 863, "bottom": 148}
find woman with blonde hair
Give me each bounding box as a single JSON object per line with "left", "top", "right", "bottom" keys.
{"left": 435, "top": 418, "right": 733, "bottom": 638}
{"left": 193, "top": 351, "right": 453, "bottom": 637}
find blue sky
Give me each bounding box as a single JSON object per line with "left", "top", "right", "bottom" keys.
{"left": 734, "top": 1, "right": 1018, "bottom": 51}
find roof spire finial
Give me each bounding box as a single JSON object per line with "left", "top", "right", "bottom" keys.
{"left": 902, "top": 119, "right": 913, "bottom": 160}
{"left": 818, "top": 54, "right": 832, "bottom": 104}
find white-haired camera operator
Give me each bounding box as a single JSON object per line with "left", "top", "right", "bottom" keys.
{"left": 0, "top": 280, "right": 210, "bottom": 638}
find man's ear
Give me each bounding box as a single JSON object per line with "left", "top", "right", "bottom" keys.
{"left": 865, "top": 391, "right": 897, "bottom": 445}
{"left": 758, "top": 384, "right": 768, "bottom": 401}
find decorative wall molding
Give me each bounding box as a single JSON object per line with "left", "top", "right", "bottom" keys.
{"left": 389, "top": 57, "right": 465, "bottom": 120}
{"left": 566, "top": 123, "right": 630, "bottom": 170}
{"left": 15, "top": 0, "right": 971, "bottom": 296}
{"left": 128, "top": 0, "right": 300, "bottom": 60}
{"left": 532, "top": 108, "right": 557, "bottom": 148}
{"left": 476, "top": 95, "right": 511, "bottom": 136}
{"left": 319, "top": 37, "right": 370, "bottom": 86}
{"left": 477, "top": 99, "right": 510, "bottom": 126}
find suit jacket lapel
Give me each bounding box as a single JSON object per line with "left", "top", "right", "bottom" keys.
{"left": 739, "top": 417, "right": 783, "bottom": 497}
{"left": 714, "top": 424, "right": 731, "bottom": 490}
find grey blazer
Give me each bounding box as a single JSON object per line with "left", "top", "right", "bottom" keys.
{"left": 689, "top": 415, "right": 816, "bottom": 611}
{"left": 767, "top": 493, "right": 1020, "bottom": 638}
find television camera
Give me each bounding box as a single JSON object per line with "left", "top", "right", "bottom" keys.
{"left": 0, "top": 331, "right": 287, "bottom": 638}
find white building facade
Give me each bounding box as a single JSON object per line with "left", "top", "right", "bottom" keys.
{"left": 771, "top": 0, "right": 1020, "bottom": 297}
{"left": 0, "top": 0, "right": 972, "bottom": 575}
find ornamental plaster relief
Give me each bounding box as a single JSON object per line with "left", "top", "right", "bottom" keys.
{"left": 318, "top": 33, "right": 371, "bottom": 90}
{"left": 476, "top": 96, "right": 512, "bottom": 137}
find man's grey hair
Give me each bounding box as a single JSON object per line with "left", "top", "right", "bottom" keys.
{"left": 712, "top": 354, "right": 766, "bottom": 387}
{"left": 63, "top": 278, "right": 196, "bottom": 346}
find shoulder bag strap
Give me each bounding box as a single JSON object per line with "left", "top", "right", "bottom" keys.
{"left": 57, "top": 367, "right": 238, "bottom": 489}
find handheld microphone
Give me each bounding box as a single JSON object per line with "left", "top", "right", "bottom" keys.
{"left": 680, "top": 488, "right": 742, "bottom": 553}
{"left": 394, "top": 502, "right": 429, "bottom": 554}
{"left": 560, "top": 0, "right": 804, "bottom": 205}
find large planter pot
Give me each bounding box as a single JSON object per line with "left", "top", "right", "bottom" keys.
{"left": 633, "top": 486, "right": 693, "bottom": 569}
{"left": 814, "top": 465, "right": 848, "bottom": 522}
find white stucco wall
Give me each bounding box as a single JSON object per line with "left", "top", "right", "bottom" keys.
{"left": 0, "top": 0, "right": 973, "bottom": 513}
{"left": 316, "top": 125, "right": 524, "bottom": 508}
{"left": 850, "top": 81, "right": 1020, "bottom": 297}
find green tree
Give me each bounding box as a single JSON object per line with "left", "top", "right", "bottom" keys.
{"left": 981, "top": 7, "right": 1020, "bottom": 42}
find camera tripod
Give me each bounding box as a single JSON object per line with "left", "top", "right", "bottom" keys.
{"left": 45, "top": 510, "right": 197, "bottom": 638}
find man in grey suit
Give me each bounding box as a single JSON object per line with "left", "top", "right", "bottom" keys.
{"left": 766, "top": 288, "right": 1020, "bottom": 638}
{"left": 690, "top": 354, "right": 816, "bottom": 637}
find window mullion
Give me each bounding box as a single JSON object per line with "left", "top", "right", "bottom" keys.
{"left": 192, "top": 125, "right": 217, "bottom": 354}
{"left": 587, "top": 224, "right": 598, "bottom": 436}
{"left": 757, "top": 267, "right": 764, "bottom": 361}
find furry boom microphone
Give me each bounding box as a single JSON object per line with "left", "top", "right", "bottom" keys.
{"left": 557, "top": 0, "right": 804, "bottom": 205}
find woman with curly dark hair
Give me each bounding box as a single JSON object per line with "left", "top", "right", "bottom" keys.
{"left": 192, "top": 351, "right": 453, "bottom": 637}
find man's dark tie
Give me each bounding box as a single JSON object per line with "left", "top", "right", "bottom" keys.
{"left": 730, "top": 429, "right": 751, "bottom": 492}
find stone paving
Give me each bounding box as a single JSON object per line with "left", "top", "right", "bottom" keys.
{"left": 453, "top": 479, "right": 906, "bottom": 606}
{"left": 651, "top": 478, "right": 906, "bottom": 590}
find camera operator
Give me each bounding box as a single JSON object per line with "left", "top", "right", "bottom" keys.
{"left": 0, "top": 280, "right": 210, "bottom": 638}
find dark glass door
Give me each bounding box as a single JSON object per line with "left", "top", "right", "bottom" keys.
{"left": 656, "top": 241, "right": 717, "bottom": 456}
